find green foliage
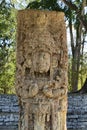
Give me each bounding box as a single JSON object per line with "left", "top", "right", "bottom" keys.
{"left": 0, "top": 49, "right": 16, "bottom": 94}
{"left": 26, "top": 0, "right": 63, "bottom": 11}
{"left": 0, "top": 0, "right": 16, "bottom": 94}
{"left": 68, "top": 52, "right": 87, "bottom": 91}
{"left": 78, "top": 52, "right": 87, "bottom": 89}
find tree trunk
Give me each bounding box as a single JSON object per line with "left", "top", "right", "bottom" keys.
{"left": 69, "top": 15, "right": 82, "bottom": 91}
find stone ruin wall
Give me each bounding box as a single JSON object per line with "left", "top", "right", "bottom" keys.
{"left": 16, "top": 10, "right": 68, "bottom": 130}
{"left": 0, "top": 94, "right": 87, "bottom": 130}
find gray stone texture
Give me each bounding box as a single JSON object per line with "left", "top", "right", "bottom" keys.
{"left": 0, "top": 94, "right": 87, "bottom": 130}
{"left": 0, "top": 95, "right": 19, "bottom": 130}
{"left": 67, "top": 93, "right": 87, "bottom": 130}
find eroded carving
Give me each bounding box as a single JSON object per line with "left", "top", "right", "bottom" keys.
{"left": 16, "top": 10, "right": 68, "bottom": 130}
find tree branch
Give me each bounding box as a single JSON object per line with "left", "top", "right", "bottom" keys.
{"left": 61, "top": 0, "right": 87, "bottom": 32}
{"left": 61, "top": 0, "right": 78, "bottom": 10}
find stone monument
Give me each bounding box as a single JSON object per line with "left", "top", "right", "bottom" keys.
{"left": 16, "top": 10, "right": 68, "bottom": 130}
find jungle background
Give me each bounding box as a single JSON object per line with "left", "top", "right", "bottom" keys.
{"left": 0, "top": 0, "right": 87, "bottom": 94}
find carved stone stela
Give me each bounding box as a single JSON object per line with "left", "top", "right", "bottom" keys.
{"left": 16, "top": 10, "right": 68, "bottom": 130}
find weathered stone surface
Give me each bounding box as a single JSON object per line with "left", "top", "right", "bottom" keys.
{"left": 16, "top": 10, "right": 68, "bottom": 130}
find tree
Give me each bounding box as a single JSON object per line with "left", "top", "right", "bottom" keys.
{"left": 0, "top": 0, "right": 16, "bottom": 93}
{"left": 63, "top": 0, "right": 87, "bottom": 91}
{"left": 61, "top": 0, "right": 87, "bottom": 32}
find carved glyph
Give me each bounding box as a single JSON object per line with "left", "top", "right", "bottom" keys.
{"left": 16, "top": 10, "right": 68, "bottom": 130}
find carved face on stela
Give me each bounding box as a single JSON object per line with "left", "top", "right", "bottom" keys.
{"left": 29, "top": 44, "right": 59, "bottom": 80}
{"left": 33, "top": 51, "right": 50, "bottom": 73}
